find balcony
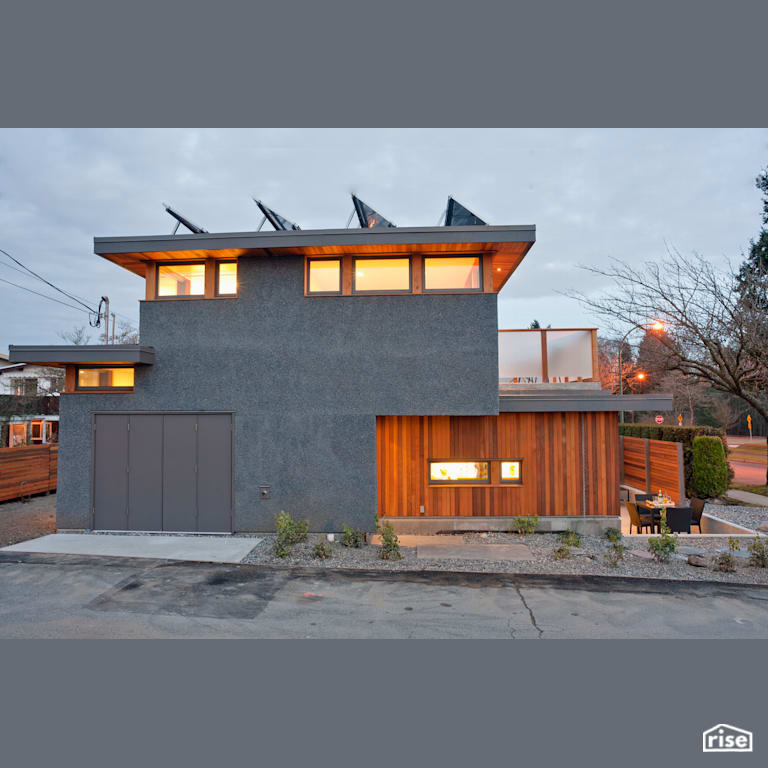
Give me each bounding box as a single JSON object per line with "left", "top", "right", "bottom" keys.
{"left": 499, "top": 328, "right": 598, "bottom": 391}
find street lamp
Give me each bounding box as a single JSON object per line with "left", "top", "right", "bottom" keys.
{"left": 618, "top": 321, "right": 664, "bottom": 424}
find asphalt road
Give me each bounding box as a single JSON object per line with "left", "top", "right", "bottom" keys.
{"left": 2, "top": 553, "right": 768, "bottom": 639}
{"left": 730, "top": 459, "right": 767, "bottom": 485}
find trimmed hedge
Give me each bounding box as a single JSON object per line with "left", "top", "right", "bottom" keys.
{"left": 619, "top": 423, "right": 732, "bottom": 498}
{"left": 691, "top": 435, "right": 729, "bottom": 499}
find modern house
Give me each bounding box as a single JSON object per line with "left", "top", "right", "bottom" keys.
{"left": 8, "top": 202, "right": 670, "bottom": 533}
{"left": 0, "top": 358, "right": 60, "bottom": 447}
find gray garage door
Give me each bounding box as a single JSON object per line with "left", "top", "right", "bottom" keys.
{"left": 93, "top": 413, "right": 233, "bottom": 532}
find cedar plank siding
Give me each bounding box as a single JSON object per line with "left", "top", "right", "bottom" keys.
{"left": 0, "top": 444, "right": 58, "bottom": 502}
{"left": 377, "top": 412, "right": 619, "bottom": 517}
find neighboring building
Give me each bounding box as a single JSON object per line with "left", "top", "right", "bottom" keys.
{"left": 9, "top": 208, "right": 670, "bottom": 532}
{"left": 0, "top": 361, "right": 60, "bottom": 447}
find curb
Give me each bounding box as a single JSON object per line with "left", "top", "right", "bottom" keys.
{"left": 3, "top": 550, "right": 768, "bottom": 598}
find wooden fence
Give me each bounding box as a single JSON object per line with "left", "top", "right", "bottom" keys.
{"left": 620, "top": 436, "right": 684, "bottom": 504}
{"left": 0, "top": 444, "right": 58, "bottom": 503}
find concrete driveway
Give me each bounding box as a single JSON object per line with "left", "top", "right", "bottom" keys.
{"left": 2, "top": 552, "right": 768, "bottom": 639}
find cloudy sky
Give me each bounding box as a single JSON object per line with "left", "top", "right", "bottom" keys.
{"left": 1, "top": 128, "right": 766, "bottom": 352}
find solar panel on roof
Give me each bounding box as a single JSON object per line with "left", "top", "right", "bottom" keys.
{"left": 351, "top": 194, "right": 395, "bottom": 228}
{"left": 253, "top": 199, "right": 301, "bottom": 231}
{"left": 163, "top": 204, "right": 208, "bottom": 234}
{"left": 444, "top": 196, "right": 486, "bottom": 226}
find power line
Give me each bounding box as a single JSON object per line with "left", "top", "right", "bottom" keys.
{"left": 0, "top": 275, "right": 92, "bottom": 314}
{"left": 0, "top": 247, "right": 98, "bottom": 314}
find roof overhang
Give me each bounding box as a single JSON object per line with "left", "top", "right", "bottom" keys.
{"left": 94, "top": 224, "right": 536, "bottom": 292}
{"left": 8, "top": 345, "right": 155, "bottom": 367}
{"left": 499, "top": 392, "right": 674, "bottom": 413}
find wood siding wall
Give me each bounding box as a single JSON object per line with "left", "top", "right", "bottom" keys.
{"left": 377, "top": 412, "right": 620, "bottom": 517}
{"left": 620, "top": 436, "right": 685, "bottom": 504}
{"left": 0, "top": 444, "right": 58, "bottom": 502}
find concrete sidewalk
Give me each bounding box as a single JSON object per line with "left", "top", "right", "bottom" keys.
{"left": 727, "top": 489, "right": 768, "bottom": 507}
{"left": 1, "top": 533, "right": 260, "bottom": 564}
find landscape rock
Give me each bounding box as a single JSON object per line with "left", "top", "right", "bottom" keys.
{"left": 628, "top": 550, "right": 654, "bottom": 560}
{"left": 757, "top": 523, "right": 768, "bottom": 533}
{"left": 687, "top": 555, "right": 709, "bottom": 567}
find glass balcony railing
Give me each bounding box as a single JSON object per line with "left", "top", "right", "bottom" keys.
{"left": 499, "top": 329, "right": 598, "bottom": 386}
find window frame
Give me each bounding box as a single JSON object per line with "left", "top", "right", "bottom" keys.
{"left": 74, "top": 365, "right": 135, "bottom": 392}
{"left": 306, "top": 257, "right": 343, "bottom": 296}
{"left": 155, "top": 261, "right": 207, "bottom": 300}
{"left": 499, "top": 458, "right": 524, "bottom": 485}
{"left": 352, "top": 256, "right": 412, "bottom": 295}
{"left": 9, "top": 423, "right": 27, "bottom": 447}
{"left": 215, "top": 260, "right": 238, "bottom": 297}
{"left": 422, "top": 254, "right": 484, "bottom": 294}
{"left": 427, "top": 459, "right": 491, "bottom": 485}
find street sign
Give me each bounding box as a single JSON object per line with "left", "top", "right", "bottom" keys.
{"left": 655, "top": 415, "right": 664, "bottom": 424}
{"left": 677, "top": 414, "right": 683, "bottom": 426}
{"left": 747, "top": 414, "right": 753, "bottom": 440}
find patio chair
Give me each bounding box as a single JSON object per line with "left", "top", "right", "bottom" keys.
{"left": 626, "top": 501, "right": 654, "bottom": 534}
{"left": 664, "top": 507, "right": 692, "bottom": 534}
{"left": 689, "top": 498, "right": 705, "bottom": 533}
{"left": 634, "top": 493, "right": 653, "bottom": 502}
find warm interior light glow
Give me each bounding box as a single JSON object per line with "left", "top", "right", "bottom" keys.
{"left": 217, "top": 262, "right": 237, "bottom": 295}
{"left": 500, "top": 461, "right": 522, "bottom": 482}
{"left": 423, "top": 256, "right": 481, "bottom": 291}
{"left": 308, "top": 259, "right": 341, "bottom": 293}
{"left": 429, "top": 461, "right": 489, "bottom": 482}
{"left": 354, "top": 258, "right": 410, "bottom": 292}
{"left": 157, "top": 263, "right": 205, "bottom": 296}
{"left": 77, "top": 367, "right": 135, "bottom": 389}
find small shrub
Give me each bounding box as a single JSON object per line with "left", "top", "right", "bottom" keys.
{"left": 511, "top": 515, "right": 538, "bottom": 535}
{"left": 747, "top": 535, "right": 768, "bottom": 568}
{"left": 647, "top": 511, "right": 678, "bottom": 563}
{"left": 558, "top": 530, "right": 582, "bottom": 547}
{"left": 377, "top": 519, "right": 403, "bottom": 560}
{"left": 691, "top": 435, "right": 728, "bottom": 499}
{"left": 273, "top": 510, "right": 310, "bottom": 558}
{"left": 553, "top": 543, "right": 571, "bottom": 560}
{"left": 341, "top": 524, "right": 365, "bottom": 548}
{"left": 605, "top": 542, "right": 627, "bottom": 568}
{"left": 312, "top": 538, "right": 333, "bottom": 559}
{"left": 605, "top": 527, "right": 622, "bottom": 544}
{"left": 712, "top": 537, "right": 740, "bottom": 573}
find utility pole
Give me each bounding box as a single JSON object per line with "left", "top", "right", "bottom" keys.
{"left": 102, "top": 296, "right": 110, "bottom": 344}
{"left": 111, "top": 313, "right": 116, "bottom": 344}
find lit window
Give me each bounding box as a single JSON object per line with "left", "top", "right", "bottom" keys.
{"left": 9, "top": 423, "right": 27, "bottom": 447}
{"left": 423, "top": 256, "right": 482, "bottom": 291}
{"left": 157, "top": 263, "right": 205, "bottom": 297}
{"left": 429, "top": 461, "right": 489, "bottom": 483}
{"left": 217, "top": 262, "right": 238, "bottom": 295}
{"left": 500, "top": 461, "right": 523, "bottom": 484}
{"left": 307, "top": 259, "right": 341, "bottom": 294}
{"left": 30, "top": 421, "right": 44, "bottom": 442}
{"left": 354, "top": 258, "right": 410, "bottom": 293}
{"left": 76, "top": 368, "right": 135, "bottom": 390}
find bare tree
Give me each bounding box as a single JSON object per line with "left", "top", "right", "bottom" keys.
{"left": 662, "top": 371, "right": 709, "bottom": 425}
{"left": 567, "top": 249, "right": 768, "bottom": 482}
{"left": 112, "top": 320, "right": 139, "bottom": 344}
{"left": 58, "top": 325, "right": 91, "bottom": 345}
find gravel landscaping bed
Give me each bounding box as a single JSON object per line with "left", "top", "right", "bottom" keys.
{"left": 705, "top": 503, "right": 768, "bottom": 532}
{"left": 241, "top": 531, "right": 768, "bottom": 585}
{"left": 0, "top": 493, "right": 57, "bottom": 547}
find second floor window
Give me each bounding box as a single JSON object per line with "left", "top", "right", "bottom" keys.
{"left": 353, "top": 258, "right": 411, "bottom": 293}
{"left": 307, "top": 258, "right": 341, "bottom": 294}
{"left": 11, "top": 378, "right": 38, "bottom": 396}
{"left": 423, "top": 256, "right": 482, "bottom": 291}
{"left": 76, "top": 367, "right": 135, "bottom": 390}
{"left": 216, "top": 262, "right": 238, "bottom": 296}
{"left": 157, "top": 263, "right": 205, "bottom": 297}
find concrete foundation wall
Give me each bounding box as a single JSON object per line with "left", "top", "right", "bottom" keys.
{"left": 56, "top": 254, "right": 499, "bottom": 532}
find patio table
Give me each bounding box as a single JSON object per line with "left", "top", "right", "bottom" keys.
{"left": 643, "top": 498, "right": 675, "bottom": 533}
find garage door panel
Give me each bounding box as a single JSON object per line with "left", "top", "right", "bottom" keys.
{"left": 162, "top": 415, "right": 198, "bottom": 532}
{"left": 127, "top": 415, "right": 163, "bottom": 531}
{"left": 93, "top": 415, "right": 128, "bottom": 530}
{"left": 197, "top": 414, "right": 233, "bottom": 532}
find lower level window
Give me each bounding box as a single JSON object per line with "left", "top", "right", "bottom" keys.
{"left": 429, "top": 461, "right": 489, "bottom": 483}
{"left": 76, "top": 367, "right": 135, "bottom": 390}
{"left": 9, "top": 423, "right": 26, "bottom": 447}
{"left": 500, "top": 460, "right": 523, "bottom": 483}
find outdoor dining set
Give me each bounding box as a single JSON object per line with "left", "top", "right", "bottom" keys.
{"left": 625, "top": 494, "right": 706, "bottom": 534}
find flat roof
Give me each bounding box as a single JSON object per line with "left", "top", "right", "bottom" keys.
{"left": 499, "top": 391, "right": 674, "bottom": 413}
{"left": 8, "top": 345, "right": 155, "bottom": 366}
{"left": 94, "top": 224, "right": 536, "bottom": 292}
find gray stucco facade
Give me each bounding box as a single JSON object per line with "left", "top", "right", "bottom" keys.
{"left": 56, "top": 253, "right": 499, "bottom": 532}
